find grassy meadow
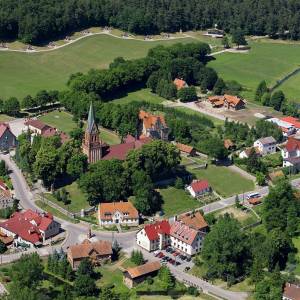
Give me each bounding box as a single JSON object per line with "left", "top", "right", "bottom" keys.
{"left": 209, "top": 41, "right": 300, "bottom": 102}
{"left": 0, "top": 35, "right": 194, "bottom": 99}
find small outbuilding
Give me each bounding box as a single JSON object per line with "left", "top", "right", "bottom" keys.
{"left": 123, "top": 261, "right": 161, "bottom": 288}
{"left": 187, "top": 180, "right": 211, "bottom": 198}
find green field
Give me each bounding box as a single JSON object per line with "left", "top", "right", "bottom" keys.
{"left": 0, "top": 35, "right": 194, "bottom": 99}
{"left": 187, "top": 164, "right": 254, "bottom": 197}
{"left": 159, "top": 187, "right": 201, "bottom": 217}
{"left": 209, "top": 41, "right": 300, "bottom": 102}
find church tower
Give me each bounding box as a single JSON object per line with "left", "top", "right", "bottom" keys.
{"left": 82, "top": 102, "right": 103, "bottom": 163}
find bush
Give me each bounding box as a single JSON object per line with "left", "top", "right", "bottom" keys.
{"left": 187, "top": 286, "right": 199, "bottom": 296}
{"left": 174, "top": 177, "right": 184, "bottom": 189}
{"left": 177, "top": 86, "right": 198, "bottom": 102}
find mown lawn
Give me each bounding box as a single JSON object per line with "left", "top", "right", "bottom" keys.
{"left": 186, "top": 164, "right": 254, "bottom": 197}
{"left": 292, "top": 237, "right": 300, "bottom": 276}
{"left": 159, "top": 187, "right": 201, "bottom": 217}
{"left": 0, "top": 35, "right": 194, "bottom": 99}
{"left": 209, "top": 41, "right": 300, "bottom": 102}
{"left": 113, "top": 88, "right": 167, "bottom": 105}
{"left": 44, "top": 182, "right": 89, "bottom": 213}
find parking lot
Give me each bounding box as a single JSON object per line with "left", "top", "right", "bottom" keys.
{"left": 153, "top": 247, "right": 194, "bottom": 272}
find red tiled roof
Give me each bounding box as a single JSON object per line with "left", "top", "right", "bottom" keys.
{"left": 139, "top": 110, "right": 167, "bottom": 130}
{"left": 175, "top": 142, "right": 195, "bottom": 154}
{"left": 283, "top": 283, "right": 300, "bottom": 300}
{"left": 143, "top": 220, "right": 170, "bottom": 241}
{"left": 0, "top": 209, "right": 54, "bottom": 244}
{"left": 99, "top": 201, "right": 138, "bottom": 220}
{"left": 41, "top": 127, "right": 70, "bottom": 144}
{"left": 25, "top": 119, "right": 49, "bottom": 131}
{"left": 174, "top": 78, "right": 187, "bottom": 90}
{"left": 285, "top": 137, "right": 300, "bottom": 152}
{"left": 281, "top": 116, "right": 300, "bottom": 129}
{"left": 0, "top": 123, "right": 14, "bottom": 139}
{"left": 190, "top": 180, "right": 210, "bottom": 193}
{"left": 248, "top": 198, "right": 262, "bottom": 205}
{"left": 0, "top": 179, "right": 7, "bottom": 191}
{"left": 170, "top": 221, "right": 199, "bottom": 245}
{"left": 102, "top": 137, "right": 151, "bottom": 160}
{"left": 126, "top": 261, "right": 161, "bottom": 279}
{"left": 224, "top": 94, "right": 245, "bottom": 106}
{"left": 178, "top": 211, "right": 208, "bottom": 231}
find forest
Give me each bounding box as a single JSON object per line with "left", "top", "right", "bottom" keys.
{"left": 1, "top": 0, "right": 300, "bottom": 44}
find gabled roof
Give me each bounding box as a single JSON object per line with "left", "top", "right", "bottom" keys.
{"left": 99, "top": 201, "right": 139, "bottom": 220}
{"left": 189, "top": 180, "right": 210, "bottom": 193}
{"left": 175, "top": 142, "right": 195, "bottom": 154}
{"left": 224, "top": 94, "right": 245, "bottom": 106}
{"left": 25, "top": 119, "right": 49, "bottom": 131}
{"left": 281, "top": 116, "right": 300, "bottom": 129}
{"left": 224, "top": 139, "right": 234, "bottom": 149}
{"left": 0, "top": 123, "right": 15, "bottom": 140}
{"left": 170, "top": 221, "right": 199, "bottom": 245}
{"left": 283, "top": 282, "right": 300, "bottom": 300}
{"left": 285, "top": 137, "right": 300, "bottom": 152}
{"left": 68, "top": 239, "right": 112, "bottom": 260}
{"left": 173, "top": 78, "right": 188, "bottom": 90}
{"left": 143, "top": 220, "right": 170, "bottom": 241}
{"left": 256, "top": 136, "right": 276, "bottom": 145}
{"left": 139, "top": 110, "right": 167, "bottom": 130}
{"left": 178, "top": 211, "right": 208, "bottom": 231}
{"left": 126, "top": 261, "right": 161, "bottom": 279}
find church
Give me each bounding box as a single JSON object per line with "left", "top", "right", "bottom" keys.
{"left": 82, "top": 103, "right": 152, "bottom": 163}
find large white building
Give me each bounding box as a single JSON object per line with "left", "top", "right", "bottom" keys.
{"left": 267, "top": 118, "right": 295, "bottom": 136}
{"left": 282, "top": 136, "right": 300, "bottom": 170}
{"left": 137, "top": 213, "right": 208, "bottom": 256}
{"left": 98, "top": 201, "right": 139, "bottom": 227}
{"left": 253, "top": 136, "right": 276, "bottom": 156}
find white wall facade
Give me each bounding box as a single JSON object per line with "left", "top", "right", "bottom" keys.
{"left": 253, "top": 140, "right": 276, "bottom": 156}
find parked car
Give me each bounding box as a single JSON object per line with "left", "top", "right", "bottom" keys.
{"left": 169, "top": 259, "right": 175, "bottom": 265}
{"left": 184, "top": 266, "right": 190, "bottom": 272}
{"left": 175, "top": 261, "right": 181, "bottom": 266}
{"left": 153, "top": 250, "right": 160, "bottom": 256}
{"left": 166, "top": 247, "right": 172, "bottom": 252}
{"left": 170, "top": 249, "right": 176, "bottom": 254}
{"left": 186, "top": 256, "right": 191, "bottom": 262}
{"left": 179, "top": 255, "right": 186, "bottom": 260}
{"left": 173, "top": 252, "right": 180, "bottom": 257}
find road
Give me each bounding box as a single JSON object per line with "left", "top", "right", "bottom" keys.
{"left": 4, "top": 150, "right": 300, "bottom": 299}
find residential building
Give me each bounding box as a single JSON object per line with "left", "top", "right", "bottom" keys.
{"left": 177, "top": 211, "right": 208, "bottom": 232}
{"left": 24, "top": 119, "right": 51, "bottom": 135}
{"left": 0, "top": 209, "right": 60, "bottom": 248}
{"left": 174, "top": 142, "right": 196, "bottom": 156}
{"left": 174, "top": 78, "right": 188, "bottom": 90}
{"left": 208, "top": 95, "right": 245, "bottom": 110}
{"left": 187, "top": 180, "right": 211, "bottom": 198}
{"left": 0, "top": 123, "right": 17, "bottom": 151}
{"left": 98, "top": 201, "right": 139, "bottom": 226}
{"left": 67, "top": 239, "right": 112, "bottom": 270}
{"left": 170, "top": 221, "right": 206, "bottom": 256}
{"left": 281, "top": 116, "right": 300, "bottom": 132}
{"left": 239, "top": 147, "right": 261, "bottom": 159}
{"left": 123, "top": 261, "right": 161, "bottom": 288}
{"left": 136, "top": 220, "right": 170, "bottom": 252}
{"left": 282, "top": 136, "right": 300, "bottom": 170}
{"left": 0, "top": 190, "right": 13, "bottom": 209}
{"left": 139, "top": 110, "right": 169, "bottom": 141}
{"left": 253, "top": 136, "right": 276, "bottom": 156}
{"left": 283, "top": 282, "right": 300, "bottom": 300}
{"left": 267, "top": 118, "right": 295, "bottom": 136}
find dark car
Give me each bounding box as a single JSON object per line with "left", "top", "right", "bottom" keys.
{"left": 184, "top": 266, "right": 191, "bottom": 272}
{"left": 175, "top": 261, "right": 181, "bottom": 266}
{"left": 169, "top": 259, "right": 175, "bottom": 265}
{"left": 186, "top": 256, "right": 191, "bottom": 262}
{"left": 179, "top": 255, "right": 186, "bottom": 260}
{"left": 166, "top": 247, "right": 172, "bottom": 252}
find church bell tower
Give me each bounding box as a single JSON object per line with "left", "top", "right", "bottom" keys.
{"left": 82, "top": 102, "right": 103, "bottom": 163}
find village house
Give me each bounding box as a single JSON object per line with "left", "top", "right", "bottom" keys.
{"left": 136, "top": 220, "right": 171, "bottom": 252}
{"left": 282, "top": 136, "right": 300, "bottom": 170}
{"left": 208, "top": 95, "right": 245, "bottom": 110}
{"left": 187, "top": 180, "right": 211, "bottom": 198}
{"left": 98, "top": 201, "right": 139, "bottom": 227}
{"left": 67, "top": 239, "right": 112, "bottom": 270}
{"left": 0, "top": 209, "right": 60, "bottom": 248}
{"left": 0, "top": 190, "right": 13, "bottom": 209}
{"left": 253, "top": 136, "right": 276, "bottom": 156}
{"left": 281, "top": 116, "right": 300, "bottom": 132}
{"left": 239, "top": 147, "right": 261, "bottom": 159}
{"left": 139, "top": 110, "right": 169, "bottom": 141}
{"left": 0, "top": 123, "right": 17, "bottom": 151}
{"left": 173, "top": 78, "right": 188, "bottom": 90}
{"left": 267, "top": 118, "right": 295, "bottom": 137}
{"left": 283, "top": 282, "right": 300, "bottom": 300}
{"left": 177, "top": 211, "right": 208, "bottom": 232}
{"left": 170, "top": 221, "right": 206, "bottom": 256}
{"left": 174, "top": 142, "right": 196, "bottom": 156}
{"left": 24, "top": 118, "right": 69, "bottom": 144}
{"left": 123, "top": 261, "right": 161, "bottom": 288}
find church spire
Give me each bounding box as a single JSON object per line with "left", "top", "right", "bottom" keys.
{"left": 87, "top": 102, "right": 96, "bottom": 133}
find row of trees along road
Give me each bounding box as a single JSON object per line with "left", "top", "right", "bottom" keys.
{"left": 199, "top": 179, "right": 300, "bottom": 299}
{"left": 1, "top": 0, "right": 300, "bottom": 44}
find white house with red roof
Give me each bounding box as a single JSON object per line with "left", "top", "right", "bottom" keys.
{"left": 187, "top": 180, "right": 211, "bottom": 198}
{"left": 281, "top": 116, "right": 300, "bottom": 132}
{"left": 0, "top": 209, "right": 61, "bottom": 248}
{"left": 170, "top": 221, "right": 206, "bottom": 255}
{"left": 283, "top": 282, "right": 300, "bottom": 300}
{"left": 136, "top": 220, "right": 171, "bottom": 252}
{"left": 282, "top": 136, "right": 300, "bottom": 169}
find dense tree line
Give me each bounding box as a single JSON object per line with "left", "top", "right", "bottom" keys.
{"left": 199, "top": 179, "right": 299, "bottom": 298}
{"left": 2, "top": 0, "right": 300, "bottom": 44}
